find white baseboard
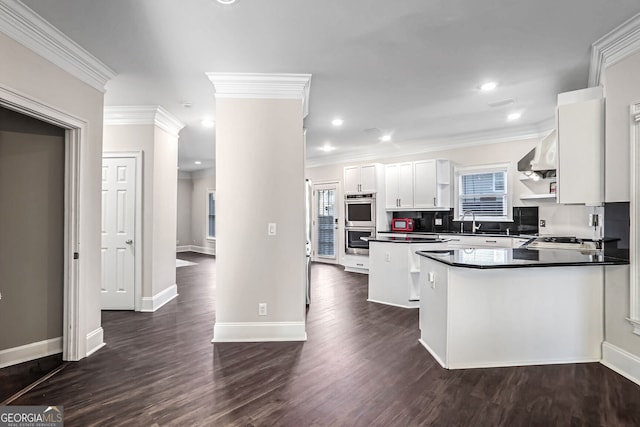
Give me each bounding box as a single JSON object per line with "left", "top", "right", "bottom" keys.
{"left": 418, "top": 338, "right": 447, "bottom": 369}
{"left": 212, "top": 321, "right": 307, "bottom": 343}
{"left": 176, "top": 245, "right": 215, "bottom": 256}
{"left": 601, "top": 341, "right": 640, "bottom": 386}
{"left": 367, "top": 298, "right": 419, "bottom": 309}
{"left": 86, "top": 327, "right": 105, "bottom": 357}
{"left": 140, "top": 284, "right": 178, "bottom": 312}
{"left": 0, "top": 337, "right": 62, "bottom": 369}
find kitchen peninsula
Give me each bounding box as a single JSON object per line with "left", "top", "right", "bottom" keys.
{"left": 416, "top": 248, "right": 628, "bottom": 369}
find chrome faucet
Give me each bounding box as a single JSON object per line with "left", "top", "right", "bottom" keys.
{"left": 460, "top": 210, "right": 478, "bottom": 234}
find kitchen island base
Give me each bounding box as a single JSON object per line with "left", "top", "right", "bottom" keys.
{"left": 419, "top": 257, "right": 604, "bottom": 370}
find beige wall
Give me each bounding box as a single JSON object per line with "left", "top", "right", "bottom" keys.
{"left": 103, "top": 123, "right": 178, "bottom": 300}
{"left": 0, "top": 111, "right": 65, "bottom": 351}
{"left": 602, "top": 51, "right": 640, "bottom": 357}
{"left": 215, "top": 98, "right": 305, "bottom": 336}
{"left": 0, "top": 32, "right": 105, "bottom": 358}
{"left": 603, "top": 50, "right": 640, "bottom": 203}
{"left": 177, "top": 171, "right": 193, "bottom": 246}
{"left": 191, "top": 168, "right": 216, "bottom": 252}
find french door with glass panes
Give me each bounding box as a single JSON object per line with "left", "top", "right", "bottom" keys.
{"left": 314, "top": 183, "right": 338, "bottom": 262}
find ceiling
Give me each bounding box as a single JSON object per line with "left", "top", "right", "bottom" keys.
{"left": 20, "top": 0, "right": 640, "bottom": 171}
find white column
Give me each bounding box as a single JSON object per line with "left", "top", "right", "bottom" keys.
{"left": 208, "top": 73, "right": 311, "bottom": 342}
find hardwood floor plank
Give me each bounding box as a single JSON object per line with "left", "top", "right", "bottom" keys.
{"left": 9, "top": 254, "right": 640, "bottom": 426}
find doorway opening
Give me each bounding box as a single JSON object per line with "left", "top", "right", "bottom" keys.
{"left": 313, "top": 182, "right": 339, "bottom": 264}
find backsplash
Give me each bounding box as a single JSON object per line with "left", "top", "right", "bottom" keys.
{"left": 537, "top": 204, "right": 603, "bottom": 240}
{"left": 603, "top": 202, "right": 629, "bottom": 258}
{"left": 392, "top": 207, "right": 538, "bottom": 235}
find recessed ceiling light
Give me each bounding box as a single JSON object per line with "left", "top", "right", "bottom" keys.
{"left": 507, "top": 112, "right": 521, "bottom": 121}
{"left": 319, "top": 144, "right": 336, "bottom": 152}
{"left": 217, "top": 0, "right": 237, "bottom": 4}
{"left": 480, "top": 82, "right": 498, "bottom": 91}
{"left": 380, "top": 135, "right": 392, "bottom": 142}
{"left": 331, "top": 118, "right": 344, "bottom": 127}
{"left": 201, "top": 119, "right": 215, "bottom": 128}
{"left": 194, "top": 161, "right": 202, "bottom": 165}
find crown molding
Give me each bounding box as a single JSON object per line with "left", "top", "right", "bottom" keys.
{"left": 0, "top": 0, "right": 116, "bottom": 92}
{"left": 306, "top": 122, "right": 551, "bottom": 168}
{"left": 589, "top": 13, "right": 640, "bottom": 87}
{"left": 104, "top": 106, "right": 185, "bottom": 137}
{"left": 206, "top": 72, "right": 312, "bottom": 117}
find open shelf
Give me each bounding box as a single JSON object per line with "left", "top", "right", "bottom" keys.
{"left": 519, "top": 193, "right": 556, "bottom": 200}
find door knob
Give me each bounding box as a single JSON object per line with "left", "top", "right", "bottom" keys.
{"left": 125, "top": 240, "right": 133, "bottom": 245}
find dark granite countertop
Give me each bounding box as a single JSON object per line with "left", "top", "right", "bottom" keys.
{"left": 377, "top": 230, "right": 536, "bottom": 238}
{"left": 366, "top": 236, "right": 448, "bottom": 244}
{"left": 416, "top": 248, "right": 629, "bottom": 269}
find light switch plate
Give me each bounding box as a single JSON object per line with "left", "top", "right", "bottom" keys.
{"left": 268, "top": 223, "right": 277, "bottom": 236}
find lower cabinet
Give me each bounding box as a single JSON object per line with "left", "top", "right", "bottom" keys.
{"left": 441, "top": 235, "right": 513, "bottom": 248}
{"left": 368, "top": 241, "right": 448, "bottom": 308}
{"left": 344, "top": 254, "right": 369, "bottom": 274}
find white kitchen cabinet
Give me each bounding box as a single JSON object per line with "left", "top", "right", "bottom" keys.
{"left": 414, "top": 160, "right": 451, "bottom": 209}
{"left": 385, "top": 162, "right": 413, "bottom": 209}
{"left": 556, "top": 87, "right": 604, "bottom": 205}
{"left": 344, "top": 164, "right": 380, "bottom": 194}
{"left": 385, "top": 160, "right": 451, "bottom": 210}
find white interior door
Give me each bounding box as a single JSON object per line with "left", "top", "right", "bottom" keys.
{"left": 314, "top": 183, "right": 338, "bottom": 263}
{"left": 101, "top": 156, "right": 137, "bottom": 310}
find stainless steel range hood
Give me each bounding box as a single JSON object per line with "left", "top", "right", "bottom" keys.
{"left": 517, "top": 129, "right": 557, "bottom": 174}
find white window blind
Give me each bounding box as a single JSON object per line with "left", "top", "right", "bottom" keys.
{"left": 458, "top": 167, "right": 509, "bottom": 220}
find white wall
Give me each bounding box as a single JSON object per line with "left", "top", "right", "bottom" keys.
{"left": 0, "top": 32, "right": 105, "bottom": 358}
{"left": 214, "top": 98, "right": 305, "bottom": 341}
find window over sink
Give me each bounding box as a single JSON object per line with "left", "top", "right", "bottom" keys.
{"left": 455, "top": 163, "right": 511, "bottom": 222}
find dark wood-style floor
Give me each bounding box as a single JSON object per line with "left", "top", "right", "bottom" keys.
{"left": 12, "top": 252, "right": 640, "bottom": 426}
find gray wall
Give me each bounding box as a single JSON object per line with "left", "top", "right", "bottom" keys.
{"left": 176, "top": 168, "right": 216, "bottom": 254}
{"left": 0, "top": 107, "right": 64, "bottom": 351}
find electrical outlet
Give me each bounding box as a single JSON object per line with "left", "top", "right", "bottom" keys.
{"left": 434, "top": 218, "right": 443, "bottom": 226}
{"left": 428, "top": 271, "right": 436, "bottom": 289}
{"left": 539, "top": 219, "right": 546, "bottom": 228}
{"left": 258, "top": 303, "right": 267, "bottom": 316}
{"left": 385, "top": 252, "right": 391, "bottom": 262}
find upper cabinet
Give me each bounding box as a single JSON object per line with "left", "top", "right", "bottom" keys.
{"left": 414, "top": 159, "right": 451, "bottom": 209}
{"left": 344, "top": 164, "right": 381, "bottom": 194}
{"left": 385, "top": 162, "right": 413, "bottom": 208}
{"left": 385, "top": 160, "right": 451, "bottom": 210}
{"left": 556, "top": 87, "right": 604, "bottom": 205}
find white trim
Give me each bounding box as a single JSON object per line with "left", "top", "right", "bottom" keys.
{"left": 589, "top": 13, "right": 640, "bottom": 87}
{"left": 140, "top": 284, "right": 178, "bottom": 312}
{"left": 176, "top": 245, "right": 216, "bottom": 256}
{"left": 0, "top": 84, "right": 84, "bottom": 362}
{"left": 0, "top": 0, "right": 116, "bottom": 92}
{"left": 631, "top": 103, "right": 640, "bottom": 333}
{"left": 212, "top": 321, "right": 307, "bottom": 342}
{"left": 206, "top": 73, "right": 312, "bottom": 118}
{"left": 102, "top": 151, "right": 143, "bottom": 312}
{"left": 0, "top": 337, "right": 62, "bottom": 369}
{"left": 418, "top": 339, "right": 447, "bottom": 369}
{"left": 601, "top": 342, "right": 640, "bottom": 387}
{"left": 367, "top": 299, "right": 419, "bottom": 309}
{"left": 104, "top": 106, "right": 185, "bottom": 137}
{"left": 85, "top": 327, "right": 105, "bottom": 357}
